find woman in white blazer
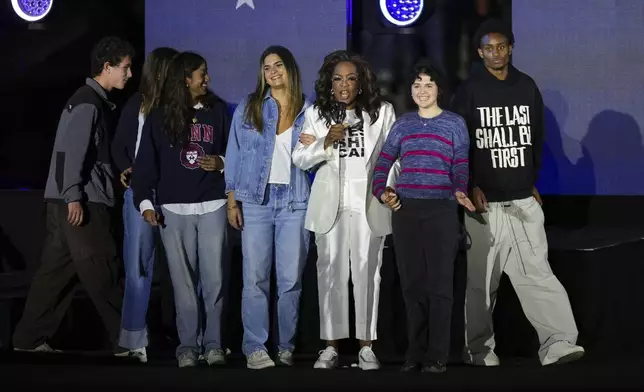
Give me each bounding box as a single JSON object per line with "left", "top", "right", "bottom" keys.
{"left": 292, "top": 50, "right": 399, "bottom": 371}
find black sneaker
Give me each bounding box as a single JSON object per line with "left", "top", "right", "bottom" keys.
{"left": 400, "top": 360, "right": 421, "bottom": 372}
{"left": 421, "top": 361, "right": 446, "bottom": 373}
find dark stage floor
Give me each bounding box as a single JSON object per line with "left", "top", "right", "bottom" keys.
{"left": 1, "top": 351, "right": 642, "bottom": 390}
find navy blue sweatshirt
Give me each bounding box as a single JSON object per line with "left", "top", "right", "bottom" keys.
{"left": 111, "top": 93, "right": 143, "bottom": 173}
{"left": 131, "top": 96, "right": 231, "bottom": 209}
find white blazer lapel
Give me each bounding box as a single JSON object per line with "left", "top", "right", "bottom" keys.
{"left": 362, "top": 110, "right": 381, "bottom": 166}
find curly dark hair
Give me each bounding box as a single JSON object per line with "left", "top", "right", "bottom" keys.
{"left": 89, "top": 36, "right": 135, "bottom": 77}
{"left": 314, "top": 50, "right": 382, "bottom": 127}
{"left": 159, "top": 51, "right": 220, "bottom": 147}
{"left": 407, "top": 58, "right": 450, "bottom": 108}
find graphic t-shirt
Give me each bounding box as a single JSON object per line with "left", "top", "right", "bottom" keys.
{"left": 335, "top": 109, "right": 367, "bottom": 211}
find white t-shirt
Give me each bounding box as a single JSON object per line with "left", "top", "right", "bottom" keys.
{"left": 268, "top": 127, "right": 293, "bottom": 184}
{"left": 336, "top": 109, "right": 367, "bottom": 211}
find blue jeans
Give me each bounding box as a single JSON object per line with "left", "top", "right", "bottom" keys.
{"left": 159, "top": 205, "right": 228, "bottom": 359}
{"left": 240, "top": 184, "right": 309, "bottom": 356}
{"left": 119, "top": 188, "right": 157, "bottom": 350}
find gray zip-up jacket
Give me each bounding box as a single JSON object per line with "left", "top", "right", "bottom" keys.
{"left": 44, "top": 78, "right": 117, "bottom": 207}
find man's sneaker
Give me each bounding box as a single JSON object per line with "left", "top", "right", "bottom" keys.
{"left": 464, "top": 350, "right": 500, "bottom": 366}
{"left": 358, "top": 345, "right": 380, "bottom": 370}
{"left": 178, "top": 352, "right": 198, "bottom": 368}
{"left": 246, "top": 350, "right": 275, "bottom": 370}
{"left": 276, "top": 350, "right": 293, "bottom": 366}
{"left": 14, "top": 343, "right": 62, "bottom": 353}
{"left": 542, "top": 341, "right": 585, "bottom": 366}
{"left": 313, "top": 346, "right": 339, "bottom": 369}
{"left": 114, "top": 347, "right": 148, "bottom": 363}
{"left": 205, "top": 349, "right": 226, "bottom": 366}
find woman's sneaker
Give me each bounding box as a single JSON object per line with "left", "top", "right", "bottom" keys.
{"left": 277, "top": 350, "right": 293, "bottom": 366}
{"left": 358, "top": 345, "right": 380, "bottom": 370}
{"left": 205, "top": 349, "right": 226, "bottom": 366}
{"left": 178, "top": 352, "right": 198, "bottom": 368}
{"left": 246, "top": 350, "right": 275, "bottom": 370}
{"left": 313, "top": 346, "right": 339, "bottom": 369}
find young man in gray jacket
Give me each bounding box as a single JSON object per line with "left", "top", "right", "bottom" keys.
{"left": 12, "top": 36, "right": 135, "bottom": 353}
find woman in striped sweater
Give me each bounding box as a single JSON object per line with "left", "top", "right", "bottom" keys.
{"left": 371, "top": 60, "right": 475, "bottom": 374}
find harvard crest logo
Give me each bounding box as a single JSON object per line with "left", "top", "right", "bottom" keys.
{"left": 180, "top": 142, "right": 206, "bottom": 170}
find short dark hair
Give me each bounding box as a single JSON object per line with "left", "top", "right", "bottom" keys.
{"left": 408, "top": 59, "right": 449, "bottom": 108}
{"left": 89, "top": 36, "right": 136, "bottom": 77}
{"left": 473, "top": 18, "right": 515, "bottom": 49}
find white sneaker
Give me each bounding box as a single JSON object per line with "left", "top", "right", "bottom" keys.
{"left": 246, "top": 350, "right": 275, "bottom": 370}
{"left": 464, "top": 350, "right": 500, "bottom": 366}
{"left": 14, "top": 342, "right": 62, "bottom": 353}
{"left": 313, "top": 346, "right": 339, "bottom": 369}
{"left": 542, "top": 341, "right": 585, "bottom": 366}
{"left": 358, "top": 346, "right": 380, "bottom": 371}
{"left": 178, "top": 352, "right": 198, "bottom": 368}
{"left": 205, "top": 349, "right": 226, "bottom": 366}
{"left": 277, "top": 350, "right": 293, "bottom": 366}
{"left": 114, "top": 347, "right": 148, "bottom": 363}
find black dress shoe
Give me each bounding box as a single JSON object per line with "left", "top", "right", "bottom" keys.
{"left": 421, "top": 361, "right": 446, "bottom": 373}
{"left": 400, "top": 360, "right": 421, "bottom": 372}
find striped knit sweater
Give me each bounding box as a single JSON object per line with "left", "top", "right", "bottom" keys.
{"left": 372, "top": 110, "right": 469, "bottom": 200}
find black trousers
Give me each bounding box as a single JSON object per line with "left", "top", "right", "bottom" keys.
{"left": 12, "top": 202, "right": 123, "bottom": 350}
{"left": 391, "top": 198, "right": 459, "bottom": 364}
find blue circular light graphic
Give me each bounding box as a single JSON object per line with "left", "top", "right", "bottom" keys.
{"left": 12, "top": 0, "right": 53, "bottom": 22}
{"left": 379, "top": 0, "right": 424, "bottom": 27}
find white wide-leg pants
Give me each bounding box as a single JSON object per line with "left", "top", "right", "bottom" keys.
{"left": 315, "top": 209, "right": 385, "bottom": 341}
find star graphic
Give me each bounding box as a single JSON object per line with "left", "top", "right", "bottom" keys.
{"left": 235, "top": 0, "right": 255, "bottom": 10}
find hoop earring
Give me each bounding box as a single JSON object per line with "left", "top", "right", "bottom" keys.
{"left": 358, "top": 89, "right": 363, "bottom": 95}
{"left": 331, "top": 88, "right": 334, "bottom": 94}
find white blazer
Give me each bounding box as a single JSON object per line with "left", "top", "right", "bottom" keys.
{"left": 292, "top": 102, "right": 400, "bottom": 237}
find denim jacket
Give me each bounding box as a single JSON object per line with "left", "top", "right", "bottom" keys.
{"left": 224, "top": 90, "right": 311, "bottom": 208}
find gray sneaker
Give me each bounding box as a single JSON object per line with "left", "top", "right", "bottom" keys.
{"left": 277, "top": 350, "right": 293, "bottom": 366}
{"left": 178, "top": 352, "right": 198, "bottom": 368}
{"left": 246, "top": 350, "right": 275, "bottom": 370}
{"left": 205, "top": 349, "right": 226, "bottom": 366}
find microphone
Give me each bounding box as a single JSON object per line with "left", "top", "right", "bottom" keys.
{"left": 330, "top": 101, "right": 346, "bottom": 148}
{"left": 331, "top": 101, "right": 347, "bottom": 125}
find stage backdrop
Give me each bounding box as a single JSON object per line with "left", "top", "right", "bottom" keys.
{"left": 512, "top": 0, "right": 644, "bottom": 196}
{"left": 145, "top": 0, "right": 348, "bottom": 106}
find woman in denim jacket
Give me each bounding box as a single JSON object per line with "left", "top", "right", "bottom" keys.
{"left": 224, "top": 45, "right": 315, "bottom": 370}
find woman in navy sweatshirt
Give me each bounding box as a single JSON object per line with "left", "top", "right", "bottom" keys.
{"left": 130, "top": 52, "right": 231, "bottom": 368}
{"left": 111, "top": 46, "right": 177, "bottom": 363}
{"left": 371, "top": 60, "right": 475, "bottom": 373}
